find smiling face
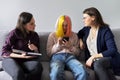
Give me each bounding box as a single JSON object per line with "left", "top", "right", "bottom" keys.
{"left": 24, "top": 17, "right": 36, "bottom": 32}
{"left": 83, "top": 13, "right": 95, "bottom": 27}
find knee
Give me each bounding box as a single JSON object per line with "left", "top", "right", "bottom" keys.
{"left": 93, "top": 60, "right": 103, "bottom": 70}
{"left": 50, "top": 62, "right": 64, "bottom": 75}
{"left": 51, "top": 62, "right": 62, "bottom": 72}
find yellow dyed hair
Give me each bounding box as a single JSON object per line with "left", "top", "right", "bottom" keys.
{"left": 55, "top": 15, "right": 72, "bottom": 37}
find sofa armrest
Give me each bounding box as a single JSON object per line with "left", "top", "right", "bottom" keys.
{"left": 0, "top": 61, "right": 3, "bottom": 71}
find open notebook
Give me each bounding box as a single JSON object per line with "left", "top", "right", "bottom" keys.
{"left": 12, "top": 49, "right": 42, "bottom": 56}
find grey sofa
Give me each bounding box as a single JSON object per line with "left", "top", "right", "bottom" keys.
{"left": 0, "top": 29, "right": 120, "bottom": 80}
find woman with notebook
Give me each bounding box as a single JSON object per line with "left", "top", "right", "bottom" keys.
{"left": 1, "top": 12, "right": 43, "bottom": 80}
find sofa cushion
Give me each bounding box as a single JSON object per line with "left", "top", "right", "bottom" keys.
{"left": 0, "top": 61, "right": 3, "bottom": 71}
{"left": 115, "top": 76, "right": 120, "bottom": 80}
{"left": 0, "top": 71, "right": 12, "bottom": 80}
{"left": 38, "top": 32, "right": 50, "bottom": 61}
{"left": 0, "top": 31, "right": 9, "bottom": 61}
{"left": 0, "top": 56, "right": 2, "bottom": 61}
{"left": 41, "top": 62, "right": 50, "bottom": 80}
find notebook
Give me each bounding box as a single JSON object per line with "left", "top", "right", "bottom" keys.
{"left": 12, "top": 49, "right": 42, "bottom": 56}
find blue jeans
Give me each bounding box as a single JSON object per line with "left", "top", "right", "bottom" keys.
{"left": 50, "top": 53, "right": 87, "bottom": 80}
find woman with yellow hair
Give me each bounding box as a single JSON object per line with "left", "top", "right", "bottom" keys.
{"left": 47, "top": 15, "right": 87, "bottom": 80}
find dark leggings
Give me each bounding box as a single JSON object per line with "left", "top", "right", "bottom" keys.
{"left": 2, "top": 58, "right": 43, "bottom": 80}
{"left": 93, "top": 57, "right": 116, "bottom": 80}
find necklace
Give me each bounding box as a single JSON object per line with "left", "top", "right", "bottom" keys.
{"left": 90, "top": 27, "right": 98, "bottom": 40}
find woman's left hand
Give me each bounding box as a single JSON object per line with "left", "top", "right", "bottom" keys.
{"left": 86, "top": 54, "right": 103, "bottom": 67}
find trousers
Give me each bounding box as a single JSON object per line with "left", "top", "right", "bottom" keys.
{"left": 93, "top": 57, "right": 116, "bottom": 80}
{"left": 50, "top": 53, "right": 87, "bottom": 80}
{"left": 2, "top": 57, "right": 43, "bottom": 80}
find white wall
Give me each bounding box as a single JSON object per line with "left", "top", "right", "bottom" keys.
{"left": 0, "top": 0, "right": 120, "bottom": 32}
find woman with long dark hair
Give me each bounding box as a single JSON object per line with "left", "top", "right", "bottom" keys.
{"left": 77, "top": 7, "right": 120, "bottom": 80}
{"left": 1, "top": 12, "right": 43, "bottom": 80}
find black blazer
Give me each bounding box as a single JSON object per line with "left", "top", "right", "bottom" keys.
{"left": 77, "top": 26, "right": 120, "bottom": 75}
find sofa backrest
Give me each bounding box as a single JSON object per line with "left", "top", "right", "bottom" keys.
{"left": 112, "top": 28, "right": 120, "bottom": 53}
{"left": 37, "top": 29, "right": 120, "bottom": 61}
{"left": 0, "top": 29, "right": 120, "bottom": 61}
{"left": 0, "top": 31, "right": 8, "bottom": 51}
{"left": 0, "top": 31, "right": 9, "bottom": 60}
{"left": 37, "top": 32, "right": 50, "bottom": 61}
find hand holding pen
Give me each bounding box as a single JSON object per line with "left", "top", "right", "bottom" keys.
{"left": 28, "top": 40, "right": 38, "bottom": 52}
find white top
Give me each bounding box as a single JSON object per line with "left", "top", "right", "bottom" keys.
{"left": 87, "top": 28, "right": 99, "bottom": 56}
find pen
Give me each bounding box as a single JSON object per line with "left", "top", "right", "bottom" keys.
{"left": 28, "top": 40, "right": 31, "bottom": 44}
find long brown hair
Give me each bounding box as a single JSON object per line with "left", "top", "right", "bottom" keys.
{"left": 16, "top": 12, "right": 33, "bottom": 38}
{"left": 83, "top": 7, "right": 109, "bottom": 27}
